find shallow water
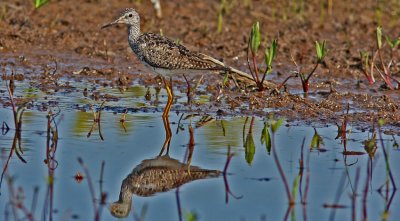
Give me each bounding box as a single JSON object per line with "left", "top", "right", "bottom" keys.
{"left": 1, "top": 79, "right": 399, "bottom": 221}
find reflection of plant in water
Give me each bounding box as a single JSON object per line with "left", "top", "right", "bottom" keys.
{"left": 377, "top": 120, "right": 397, "bottom": 191}
{"left": 78, "top": 157, "right": 107, "bottom": 221}
{"left": 363, "top": 132, "right": 377, "bottom": 158}
{"left": 87, "top": 101, "right": 105, "bottom": 140}
{"left": 335, "top": 104, "right": 360, "bottom": 155}
{"left": 260, "top": 121, "right": 272, "bottom": 154}
{"left": 243, "top": 117, "right": 255, "bottom": 165}
{"left": 267, "top": 116, "right": 310, "bottom": 219}
{"left": 1, "top": 121, "right": 10, "bottom": 135}
{"left": 310, "top": 128, "right": 325, "bottom": 151}
{"left": 4, "top": 175, "right": 35, "bottom": 221}
{"left": 0, "top": 74, "right": 27, "bottom": 190}
{"left": 184, "top": 211, "right": 199, "bottom": 221}
{"left": 223, "top": 145, "right": 241, "bottom": 204}
{"left": 119, "top": 109, "right": 128, "bottom": 133}
{"left": 42, "top": 109, "right": 61, "bottom": 221}
{"left": 1, "top": 107, "right": 63, "bottom": 220}
{"left": 392, "top": 135, "right": 399, "bottom": 149}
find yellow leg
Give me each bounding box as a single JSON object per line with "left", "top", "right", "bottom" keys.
{"left": 159, "top": 112, "right": 172, "bottom": 156}
{"left": 159, "top": 77, "right": 173, "bottom": 156}
{"left": 162, "top": 77, "right": 173, "bottom": 118}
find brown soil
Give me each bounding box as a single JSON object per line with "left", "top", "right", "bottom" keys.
{"left": 1, "top": 0, "right": 400, "bottom": 133}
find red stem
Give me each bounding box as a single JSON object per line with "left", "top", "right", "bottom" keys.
{"left": 252, "top": 53, "right": 261, "bottom": 84}
{"left": 271, "top": 131, "right": 292, "bottom": 203}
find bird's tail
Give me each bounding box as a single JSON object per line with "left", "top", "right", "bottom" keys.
{"left": 200, "top": 53, "right": 275, "bottom": 88}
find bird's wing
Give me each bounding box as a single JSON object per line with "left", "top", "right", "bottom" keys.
{"left": 137, "top": 33, "right": 228, "bottom": 71}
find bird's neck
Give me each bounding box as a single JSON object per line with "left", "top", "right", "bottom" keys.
{"left": 118, "top": 181, "right": 133, "bottom": 204}
{"left": 128, "top": 24, "right": 140, "bottom": 44}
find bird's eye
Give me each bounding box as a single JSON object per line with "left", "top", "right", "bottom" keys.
{"left": 128, "top": 14, "right": 133, "bottom": 17}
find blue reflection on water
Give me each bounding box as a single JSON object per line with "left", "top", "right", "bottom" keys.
{"left": 0, "top": 107, "right": 399, "bottom": 221}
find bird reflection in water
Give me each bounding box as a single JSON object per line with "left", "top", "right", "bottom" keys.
{"left": 110, "top": 111, "right": 221, "bottom": 218}
{"left": 109, "top": 155, "right": 220, "bottom": 218}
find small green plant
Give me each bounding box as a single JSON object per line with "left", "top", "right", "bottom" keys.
{"left": 385, "top": 36, "right": 400, "bottom": 50}
{"left": 296, "top": 40, "right": 327, "bottom": 94}
{"left": 375, "top": 27, "right": 393, "bottom": 89}
{"left": 35, "top": 0, "right": 48, "bottom": 8}
{"left": 247, "top": 22, "right": 278, "bottom": 91}
{"left": 367, "top": 27, "right": 400, "bottom": 89}
{"left": 359, "top": 51, "right": 375, "bottom": 84}
{"left": 217, "top": 0, "right": 233, "bottom": 33}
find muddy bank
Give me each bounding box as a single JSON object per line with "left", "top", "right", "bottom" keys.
{"left": 1, "top": 0, "right": 400, "bottom": 132}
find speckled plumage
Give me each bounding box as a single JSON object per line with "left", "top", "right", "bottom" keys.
{"left": 109, "top": 155, "right": 220, "bottom": 218}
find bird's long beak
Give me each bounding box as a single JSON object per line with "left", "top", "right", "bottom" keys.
{"left": 101, "top": 17, "right": 123, "bottom": 29}
{"left": 101, "top": 20, "right": 117, "bottom": 29}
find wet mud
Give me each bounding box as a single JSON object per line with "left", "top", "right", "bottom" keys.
{"left": 1, "top": 0, "right": 400, "bottom": 133}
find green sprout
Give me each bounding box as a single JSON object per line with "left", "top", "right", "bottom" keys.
{"left": 250, "top": 22, "right": 261, "bottom": 55}
{"left": 217, "top": 12, "right": 223, "bottom": 33}
{"left": 385, "top": 35, "right": 400, "bottom": 63}
{"left": 35, "top": 0, "right": 48, "bottom": 8}
{"left": 376, "top": 26, "right": 383, "bottom": 49}
{"left": 265, "top": 39, "right": 278, "bottom": 74}
{"left": 385, "top": 36, "right": 400, "bottom": 49}
{"left": 315, "top": 40, "right": 327, "bottom": 62}
{"left": 359, "top": 51, "right": 375, "bottom": 84}
{"left": 372, "top": 27, "right": 398, "bottom": 89}
{"left": 247, "top": 22, "right": 278, "bottom": 91}
{"left": 296, "top": 40, "right": 327, "bottom": 94}
{"left": 217, "top": 0, "right": 231, "bottom": 34}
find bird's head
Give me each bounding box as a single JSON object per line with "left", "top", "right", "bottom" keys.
{"left": 102, "top": 8, "right": 140, "bottom": 29}
{"left": 109, "top": 201, "right": 131, "bottom": 218}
